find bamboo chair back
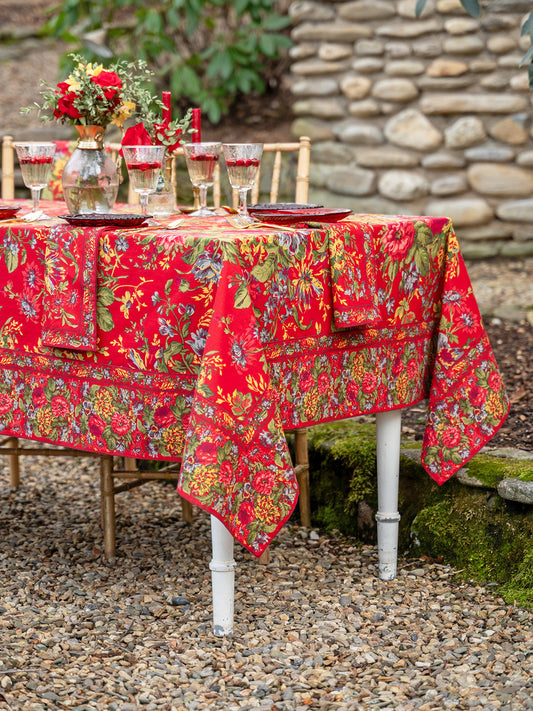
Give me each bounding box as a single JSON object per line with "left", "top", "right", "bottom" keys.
{"left": 168, "top": 135, "right": 311, "bottom": 209}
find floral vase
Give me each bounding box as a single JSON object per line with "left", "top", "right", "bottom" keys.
{"left": 147, "top": 156, "right": 177, "bottom": 217}
{"left": 61, "top": 125, "right": 120, "bottom": 214}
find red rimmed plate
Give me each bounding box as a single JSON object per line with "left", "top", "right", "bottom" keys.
{"left": 58, "top": 213, "right": 152, "bottom": 228}
{"left": 0, "top": 206, "right": 22, "bottom": 220}
{"left": 249, "top": 203, "right": 323, "bottom": 211}
{"left": 248, "top": 207, "right": 352, "bottom": 225}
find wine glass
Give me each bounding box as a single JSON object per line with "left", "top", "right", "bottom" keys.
{"left": 13, "top": 142, "right": 56, "bottom": 218}
{"left": 122, "top": 145, "right": 166, "bottom": 215}
{"left": 222, "top": 143, "right": 263, "bottom": 224}
{"left": 182, "top": 142, "right": 221, "bottom": 217}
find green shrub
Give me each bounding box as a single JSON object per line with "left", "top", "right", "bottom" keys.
{"left": 43, "top": 0, "right": 292, "bottom": 123}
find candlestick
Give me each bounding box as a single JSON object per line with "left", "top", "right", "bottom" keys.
{"left": 162, "top": 92, "right": 171, "bottom": 124}
{"left": 191, "top": 108, "right": 201, "bottom": 143}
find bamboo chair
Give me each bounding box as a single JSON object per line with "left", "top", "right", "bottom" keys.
{"left": 1, "top": 135, "right": 312, "bottom": 561}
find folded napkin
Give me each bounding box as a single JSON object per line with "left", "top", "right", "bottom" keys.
{"left": 41, "top": 225, "right": 99, "bottom": 351}
{"left": 327, "top": 222, "right": 383, "bottom": 329}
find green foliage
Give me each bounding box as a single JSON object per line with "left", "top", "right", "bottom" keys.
{"left": 42, "top": 0, "right": 292, "bottom": 123}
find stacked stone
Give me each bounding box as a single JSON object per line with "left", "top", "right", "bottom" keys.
{"left": 289, "top": 0, "right": 533, "bottom": 258}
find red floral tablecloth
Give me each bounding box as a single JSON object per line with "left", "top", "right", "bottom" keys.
{"left": 0, "top": 201, "right": 509, "bottom": 556}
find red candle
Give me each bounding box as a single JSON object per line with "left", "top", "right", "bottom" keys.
{"left": 191, "top": 108, "right": 201, "bottom": 143}
{"left": 162, "top": 91, "right": 171, "bottom": 124}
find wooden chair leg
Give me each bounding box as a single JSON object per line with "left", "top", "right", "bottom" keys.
{"left": 258, "top": 547, "right": 270, "bottom": 564}
{"left": 100, "top": 455, "right": 116, "bottom": 561}
{"left": 124, "top": 457, "right": 137, "bottom": 472}
{"left": 7, "top": 437, "right": 20, "bottom": 489}
{"left": 181, "top": 498, "right": 194, "bottom": 523}
{"left": 294, "top": 429, "right": 311, "bottom": 527}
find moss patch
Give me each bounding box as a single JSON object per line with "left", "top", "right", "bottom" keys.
{"left": 304, "top": 420, "right": 378, "bottom": 541}
{"left": 411, "top": 483, "right": 533, "bottom": 608}
{"left": 304, "top": 419, "right": 533, "bottom": 609}
{"left": 463, "top": 455, "right": 533, "bottom": 487}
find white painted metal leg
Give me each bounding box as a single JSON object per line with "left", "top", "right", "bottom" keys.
{"left": 209, "top": 514, "right": 236, "bottom": 636}
{"left": 375, "top": 410, "right": 402, "bottom": 581}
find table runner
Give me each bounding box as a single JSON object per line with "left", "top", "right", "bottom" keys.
{"left": 0, "top": 203, "right": 509, "bottom": 556}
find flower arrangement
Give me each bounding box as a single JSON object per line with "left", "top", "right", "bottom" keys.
{"left": 22, "top": 53, "right": 189, "bottom": 136}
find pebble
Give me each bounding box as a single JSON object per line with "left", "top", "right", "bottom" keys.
{"left": 0, "top": 455, "right": 532, "bottom": 710}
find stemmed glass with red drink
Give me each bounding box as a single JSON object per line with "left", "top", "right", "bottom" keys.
{"left": 222, "top": 143, "right": 263, "bottom": 225}
{"left": 13, "top": 142, "right": 56, "bottom": 218}
{"left": 183, "top": 142, "right": 221, "bottom": 217}
{"left": 122, "top": 145, "right": 165, "bottom": 215}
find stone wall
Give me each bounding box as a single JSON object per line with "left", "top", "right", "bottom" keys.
{"left": 288, "top": 0, "right": 533, "bottom": 259}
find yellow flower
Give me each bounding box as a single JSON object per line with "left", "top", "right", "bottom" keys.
{"left": 112, "top": 100, "right": 136, "bottom": 127}
{"left": 65, "top": 77, "right": 81, "bottom": 92}
{"left": 85, "top": 62, "right": 104, "bottom": 77}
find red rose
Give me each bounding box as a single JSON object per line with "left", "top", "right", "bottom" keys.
{"left": 196, "top": 442, "right": 219, "bottom": 465}
{"left": 251, "top": 470, "right": 276, "bottom": 495}
{"left": 32, "top": 386, "right": 47, "bottom": 407}
{"left": 50, "top": 395, "right": 69, "bottom": 417}
{"left": 154, "top": 405, "right": 174, "bottom": 428}
{"left": 488, "top": 371, "right": 502, "bottom": 392}
{"left": 54, "top": 90, "right": 83, "bottom": 120}
{"left": 0, "top": 393, "right": 14, "bottom": 416}
{"left": 441, "top": 426, "right": 462, "bottom": 449}
{"left": 121, "top": 123, "right": 153, "bottom": 149}
{"left": 469, "top": 386, "right": 487, "bottom": 408}
{"left": 362, "top": 372, "right": 377, "bottom": 394}
{"left": 91, "top": 71, "right": 122, "bottom": 103}
{"left": 111, "top": 412, "right": 131, "bottom": 436}
{"left": 88, "top": 414, "right": 106, "bottom": 437}
{"left": 382, "top": 222, "right": 415, "bottom": 260}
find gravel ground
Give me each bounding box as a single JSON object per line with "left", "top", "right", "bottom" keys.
{"left": 0, "top": 454, "right": 532, "bottom": 711}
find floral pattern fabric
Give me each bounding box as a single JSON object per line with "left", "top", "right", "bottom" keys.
{"left": 41, "top": 225, "right": 99, "bottom": 351}
{"left": 0, "top": 201, "right": 509, "bottom": 556}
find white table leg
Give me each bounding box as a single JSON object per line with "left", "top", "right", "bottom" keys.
{"left": 375, "top": 410, "right": 402, "bottom": 581}
{"left": 209, "top": 514, "right": 236, "bottom": 636}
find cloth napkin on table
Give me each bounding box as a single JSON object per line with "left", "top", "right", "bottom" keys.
{"left": 41, "top": 225, "right": 99, "bottom": 351}
{"left": 326, "top": 221, "right": 383, "bottom": 329}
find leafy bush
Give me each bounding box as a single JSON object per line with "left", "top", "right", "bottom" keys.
{"left": 43, "top": 0, "right": 292, "bottom": 123}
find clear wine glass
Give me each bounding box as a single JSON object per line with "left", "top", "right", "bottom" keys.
{"left": 13, "top": 142, "right": 56, "bottom": 218}
{"left": 222, "top": 143, "right": 263, "bottom": 225}
{"left": 122, "top": 145, "right": 166, "bottom": 215}
{"left": 183, "top": 142, "right": 221, "bottom": 217}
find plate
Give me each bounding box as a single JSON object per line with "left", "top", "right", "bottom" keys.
{"left": 0, "top": 206, "right": 21, "bottom": 220}
{"left": 249, "top": 202, "right": 323, "bottom": 212}
{"left": 58, "top": 213, "right": 152, "bottom": 227}
{"left": 249, "top": 207, "right": 352, "bottom": 225}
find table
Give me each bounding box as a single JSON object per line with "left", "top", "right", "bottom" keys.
{"left": 0, "top": 201, "right": 509, "bottom": 634}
